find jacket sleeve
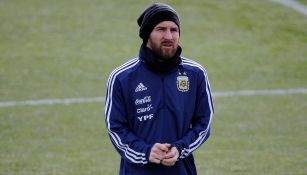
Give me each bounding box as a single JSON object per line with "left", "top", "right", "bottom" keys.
{"left": 105, "top": 75, "right": 152, "bottom": 165}
{"left": 172, "top": 68, "right": 214, "bottom": 159}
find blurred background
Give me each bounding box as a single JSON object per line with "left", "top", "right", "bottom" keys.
{"left": 0, "top": 0, "right": 306, "bottom": 174}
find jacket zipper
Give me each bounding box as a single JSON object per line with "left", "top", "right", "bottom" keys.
{"left": 161, "top": 75, "right": 166, "bottom": 109}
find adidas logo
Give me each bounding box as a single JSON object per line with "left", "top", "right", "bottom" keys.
{"left": 135, "top": 83, "right": 147, "bottom": 92}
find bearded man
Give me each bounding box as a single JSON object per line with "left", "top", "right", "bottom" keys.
{"left": 105, "top": 3, "right": 214, "bottom": 175}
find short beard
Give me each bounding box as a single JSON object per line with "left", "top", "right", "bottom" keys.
{"left": 148, "top": 40, "right": 178, "bottom": 59}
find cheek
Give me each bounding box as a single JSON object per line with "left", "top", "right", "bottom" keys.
{"left": 174, "top": 37, "right": 180, "bottom": 45}
{"left": 172, "top": 34, "right": 180, "bottom": 41}
{"left": 150, "top": 32, "right": 162, "bottom": 40}
{"left": 147, "top": 38, "right": 160, "bottom": 50}
{"left": 150, "top": 35, "right": 162, "bottom": 44}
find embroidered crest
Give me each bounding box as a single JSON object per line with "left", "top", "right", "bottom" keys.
{"left": 177, "top": 75, "right": 189, "bottom": 92}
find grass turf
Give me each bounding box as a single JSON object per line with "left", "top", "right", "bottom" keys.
{"left": 1, "top": 0, "right": 306, "bottom": 174}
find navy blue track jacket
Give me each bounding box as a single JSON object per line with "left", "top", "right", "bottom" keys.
{"left": 105, "top": 52, "right": 214, "bottom": 175}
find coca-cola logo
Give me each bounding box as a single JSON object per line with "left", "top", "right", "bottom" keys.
{"left": 135, "top": 96, "right": 151, "bottom": 105}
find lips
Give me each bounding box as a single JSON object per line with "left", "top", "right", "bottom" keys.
{"left": 161, "top": 41, "right": 174, "bottom": 47}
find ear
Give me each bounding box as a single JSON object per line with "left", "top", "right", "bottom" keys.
{"left": 146, "top": 38, "right": 152, "bottom": 50}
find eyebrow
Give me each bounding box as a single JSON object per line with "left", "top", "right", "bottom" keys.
{"left": 154, "top": 26, "right": 179, "bottom": 30}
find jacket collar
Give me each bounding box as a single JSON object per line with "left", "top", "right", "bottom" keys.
{"left": 139, "top": 44, "right": 182, "bottom": 74}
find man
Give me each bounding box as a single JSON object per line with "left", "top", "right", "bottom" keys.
{"left": 105, "top": 3, "right": 214, "bottom": 175}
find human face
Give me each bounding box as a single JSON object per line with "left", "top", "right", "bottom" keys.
{"left": 147, "top": 21, "right": 180, "bottom": 59}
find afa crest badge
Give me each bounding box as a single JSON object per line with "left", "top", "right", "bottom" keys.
{"left": 177, "top": 75, "right": 189, "bottom": 92}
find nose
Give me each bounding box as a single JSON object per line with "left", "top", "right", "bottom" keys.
{"left": 164, "top": 29, "right": 173, "bottom": 40}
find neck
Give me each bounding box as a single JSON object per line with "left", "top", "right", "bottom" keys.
{"left": 139, "top": 44, "right": 182, "bottom": 73}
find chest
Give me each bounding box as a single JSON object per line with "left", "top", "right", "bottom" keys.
{"left": 122, "top": 69, "right": 197, "bottom": 120}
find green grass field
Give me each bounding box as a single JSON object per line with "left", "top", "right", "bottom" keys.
{"left": 1, "top": 0, "right": 306, "bottom": 174}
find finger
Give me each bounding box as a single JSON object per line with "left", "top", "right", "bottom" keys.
{"left": 161, "top": 161, "right": 174, "bottom": 166}
{"left": 164, "top": 147, "right": 179, "bottom": 159}
{"left": 150, "top": 144, "right": 168, "bottom": 165}
{"left": 163, "top": 143, "right": 172, "bottom": 148}
{"left": 163, "top": 151, "right": 177, "bottom": 161}
{"left": 164, "top": 151, "right": 175, "bottom": 159}
{"left": 149, "top": 152, "right": 162, "bottom": 164}
{"left": 161, "top": 158, "right": 176, "bottom": 166}
{"left": 149, "top": 157, "right": 161, "bottom": 164}
{"left": 152, "top": 143, "right": 166, "bottom": 151}
{"left": 156, "top": 143, "right": 170, "bottom": 152}
{"left": 152, "top": 145, "right": 167, "bottom": 158}
{"left": 154, "top": 151, "right": 165, "bottom": 160}
{"left": 162, "top": 155, "right": 178, "bottom": 166}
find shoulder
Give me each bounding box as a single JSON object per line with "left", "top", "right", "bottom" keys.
{"left": 107, "top": 57, "right": 140, "bottom": 83}
{"left": 181, "top": 57, "right": 208, "bottom": 77}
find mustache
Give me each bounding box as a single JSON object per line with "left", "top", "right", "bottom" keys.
{"left": 161, "top": 40, "right": 174, "bottom": 45}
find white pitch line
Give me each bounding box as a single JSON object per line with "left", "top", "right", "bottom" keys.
{"left": 271, "top": 0, "right": 307, "bottom": 16}
{"left": 212, "top": 88, "right": 307, "bottom": 97}
{"left": 0, "top": 97, "right": 104, "bottom": 107}
{"left": 0, "top": 88, "right": 306, "bottom": 108}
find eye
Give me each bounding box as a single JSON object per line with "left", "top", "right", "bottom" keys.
{"left": 171, "top": 28, "right": 179, "bottom": 32}
{"left": 156, "top": 27, "right": 165, "bottom": 31}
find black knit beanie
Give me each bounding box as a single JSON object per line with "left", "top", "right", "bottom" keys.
{"left": 137, "top": 3, "right": 180, "bottom": 43}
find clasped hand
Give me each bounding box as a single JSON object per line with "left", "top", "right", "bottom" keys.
{"left": 149, "top": 143, "right": 179, "bottom": 166}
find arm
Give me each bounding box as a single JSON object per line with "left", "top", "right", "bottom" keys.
{"left": 105, "top": 76, "right": 152, "bottom": 165}
{"left": 172, "top": 68, "right": 214, "bottom": 159}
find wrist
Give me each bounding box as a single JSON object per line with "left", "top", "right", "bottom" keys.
{"left": 171, "top": 144, "right": 181, "bottom": 160}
